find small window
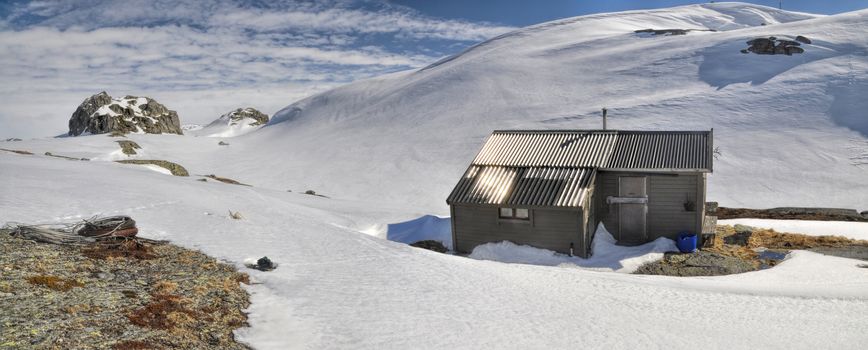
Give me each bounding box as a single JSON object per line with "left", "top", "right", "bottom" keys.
{"left": 498, "top": 207, "right": 529, "bottom": 220}
{"left": 499, "top": 207, "right": 513, "bottom": 218}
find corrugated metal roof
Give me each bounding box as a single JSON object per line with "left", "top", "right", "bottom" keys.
{"left": 448, "top": 129, "right": 712, "bottom": 208}
{"left": 446, "top": 165, "right": 595, "bottom": 207}
{"left": 471, "top": 130, "right": 711, "bottom": 170}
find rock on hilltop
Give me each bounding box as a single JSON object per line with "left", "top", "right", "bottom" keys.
{"left": 68, "top": 92, "right": 182, "bottom": 136}
{"left": 194, "top": 107, "right": 269, "bottom": 137}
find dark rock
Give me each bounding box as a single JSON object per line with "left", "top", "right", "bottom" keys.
{"left": 218, "top": 141, "right": 229, "bottom": 146}
{"left": 304, "top": 190, "right": 316, "bottom": 195}
{"left": 743, "top": 36, "right": 805, "bottom": 56}
{"left": 634, "top": 251, "right": 756, "bottom": 276}
{"left": 410, "top": 240, "right": 448, "bottom": 253}
{"left": 795, "top": 35, "right": 811, "bottom": 44}
{"left": 247, "top": 256, "right": 276, "bottom": 271}
{"left": 634, "top": 28, "right": 714, "bottom": 36}
{"left": 68, "top": 92, "right": 182, "bottom": 136}
{"left": 785, "top": 46, "right": 804, "bottom": 55}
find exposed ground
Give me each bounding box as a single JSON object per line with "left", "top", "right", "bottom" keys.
{"left": 634, "top": 224, "right": 868, "bottom": 276}
{"left": 717, "top": 207, "right": 868, "bottom": 222}
{"left": 0, "top": 231, "right": 251, "bottom": 349}
{"left": 202, "top": 174, "right": 250, "bottom": 186}
{"left": 115, "top": 160, "right": 189, "bottom": 176}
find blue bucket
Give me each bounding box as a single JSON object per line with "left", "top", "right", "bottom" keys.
{"left": 676, "top": 231, "right": 697, "bottom": 253}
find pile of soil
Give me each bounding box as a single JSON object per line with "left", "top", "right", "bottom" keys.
{"left": 0, "top": 231, "right": 251, "bottom": 349}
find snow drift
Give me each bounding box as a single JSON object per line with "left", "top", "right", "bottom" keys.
{"left": 468, "top": 223, "right": 677, "bottom": 273}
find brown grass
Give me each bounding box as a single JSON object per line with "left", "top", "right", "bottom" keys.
{"left": 82, "top": 239, "right": 157, "bottom": 260}
{"left": 112, "top": 340, "right": 156, "bottom": 350}
{"left": 706, "top": 225, "right": 868, "bottom": 268}
{"left": 747, "top": 229, "right": 868, "bottom": 249}
{"left": 127, "top": 292, "right": 198, "bottom": 331}
{"left": 27, "top": 275, "right": 84, "bottom": 291}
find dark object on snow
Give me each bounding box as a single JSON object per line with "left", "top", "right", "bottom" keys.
{"left": 247, "top": 256, "right": 276, "bottom": 271}
{"left": 77, "top": 216, "right": 138, "bottom": 238}
{"left": 218, "top": 141, "right": 229, "bottom": 146}
{"left": 634, "top": 28, "right": 715, "bottom": 36}
{"left": 795, "top": 35, "right": 812, "bottom": 44}
{"left": 743, "top": 36, "right": 805, "bottom": 56}
{"left": 410, "top": 240, "right": 448, "bottom": 253}
{"left": 304, "top": 190, "right": 316, "bottom": 195}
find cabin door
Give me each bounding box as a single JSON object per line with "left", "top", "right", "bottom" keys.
{"left": 618, "top": 176, "right": 647, "bottom": 244}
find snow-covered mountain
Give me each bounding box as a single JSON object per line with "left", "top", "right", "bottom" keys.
{"left": 231, "top": 2, "right": 865, "bottom": 212}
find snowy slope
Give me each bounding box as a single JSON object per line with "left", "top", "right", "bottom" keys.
{"left": 3, "top": 3, "right": 868, "bottom": 349}
{"left": 236, "top": 2, "right": 866, "bottom": 213}
{"left": 1, "top": 151, "right": 867, "bottom": 349}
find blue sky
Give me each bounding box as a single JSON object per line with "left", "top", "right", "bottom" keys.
{"left": 1, "top": 0, "right": 866, "bottom": 138}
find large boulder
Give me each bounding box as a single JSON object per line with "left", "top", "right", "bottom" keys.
{"left": 68, "top": 92, "right": 182, "bottom": 136}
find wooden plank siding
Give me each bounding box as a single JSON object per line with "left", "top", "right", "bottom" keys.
{"left": 593, "top": 171, "right": 705, "bottom": 243}
{"left": 452, "top": 205, "right": 587, "bottom": 258}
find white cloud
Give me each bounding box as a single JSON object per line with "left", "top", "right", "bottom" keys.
{"left": 0, "top": 0, "right": 516, "bottom": 138}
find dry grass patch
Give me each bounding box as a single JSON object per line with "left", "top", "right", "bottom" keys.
{"left": 26, "top": 275, "right": 84, "bottom": 291}
{"left": 82, "top": 239, "right": 157, "bottom": 260}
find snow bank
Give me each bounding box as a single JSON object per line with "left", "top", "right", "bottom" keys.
{"left": 469, "top": 223, "right": 677, "bottom": 273}
{"left": 386, "top": 215, "right": 452, "bottom": 249}
{"left": 719, "top": 218, "right": 868, "bottom": 240}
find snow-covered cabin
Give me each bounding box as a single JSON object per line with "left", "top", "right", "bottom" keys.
{"left": 446, "top": 130, "right": 713, "bottom": 258}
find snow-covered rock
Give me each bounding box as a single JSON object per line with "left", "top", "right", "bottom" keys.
{"left": 193, "top": 107, "right": 269, "bottom": 137}
{"left": 67, "top": 92, "right": 182, "bottom": 136}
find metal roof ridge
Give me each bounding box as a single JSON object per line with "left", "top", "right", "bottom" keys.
{"left": 491, "top": 129, "right": 711, "bottom": 134}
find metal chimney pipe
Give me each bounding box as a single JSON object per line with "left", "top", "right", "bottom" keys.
{"left": 602, "top": 107, "right": 607, "bottom": 130}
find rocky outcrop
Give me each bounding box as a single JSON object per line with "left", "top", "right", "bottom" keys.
{"left": 740, "top": 36, "right": 807, "bottom": 55}
{"left": 634, "top": 28, "right": 716, "bottom": 36}
{"left": 214, "top": 108, "right": 269, "bottom": 127}
{"left": 68, "top": 92, "right": 182, "bottom": 136}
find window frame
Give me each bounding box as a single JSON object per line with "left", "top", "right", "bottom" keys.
{"left": 498, "top": 207, "right": 530, "bottom": 221}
